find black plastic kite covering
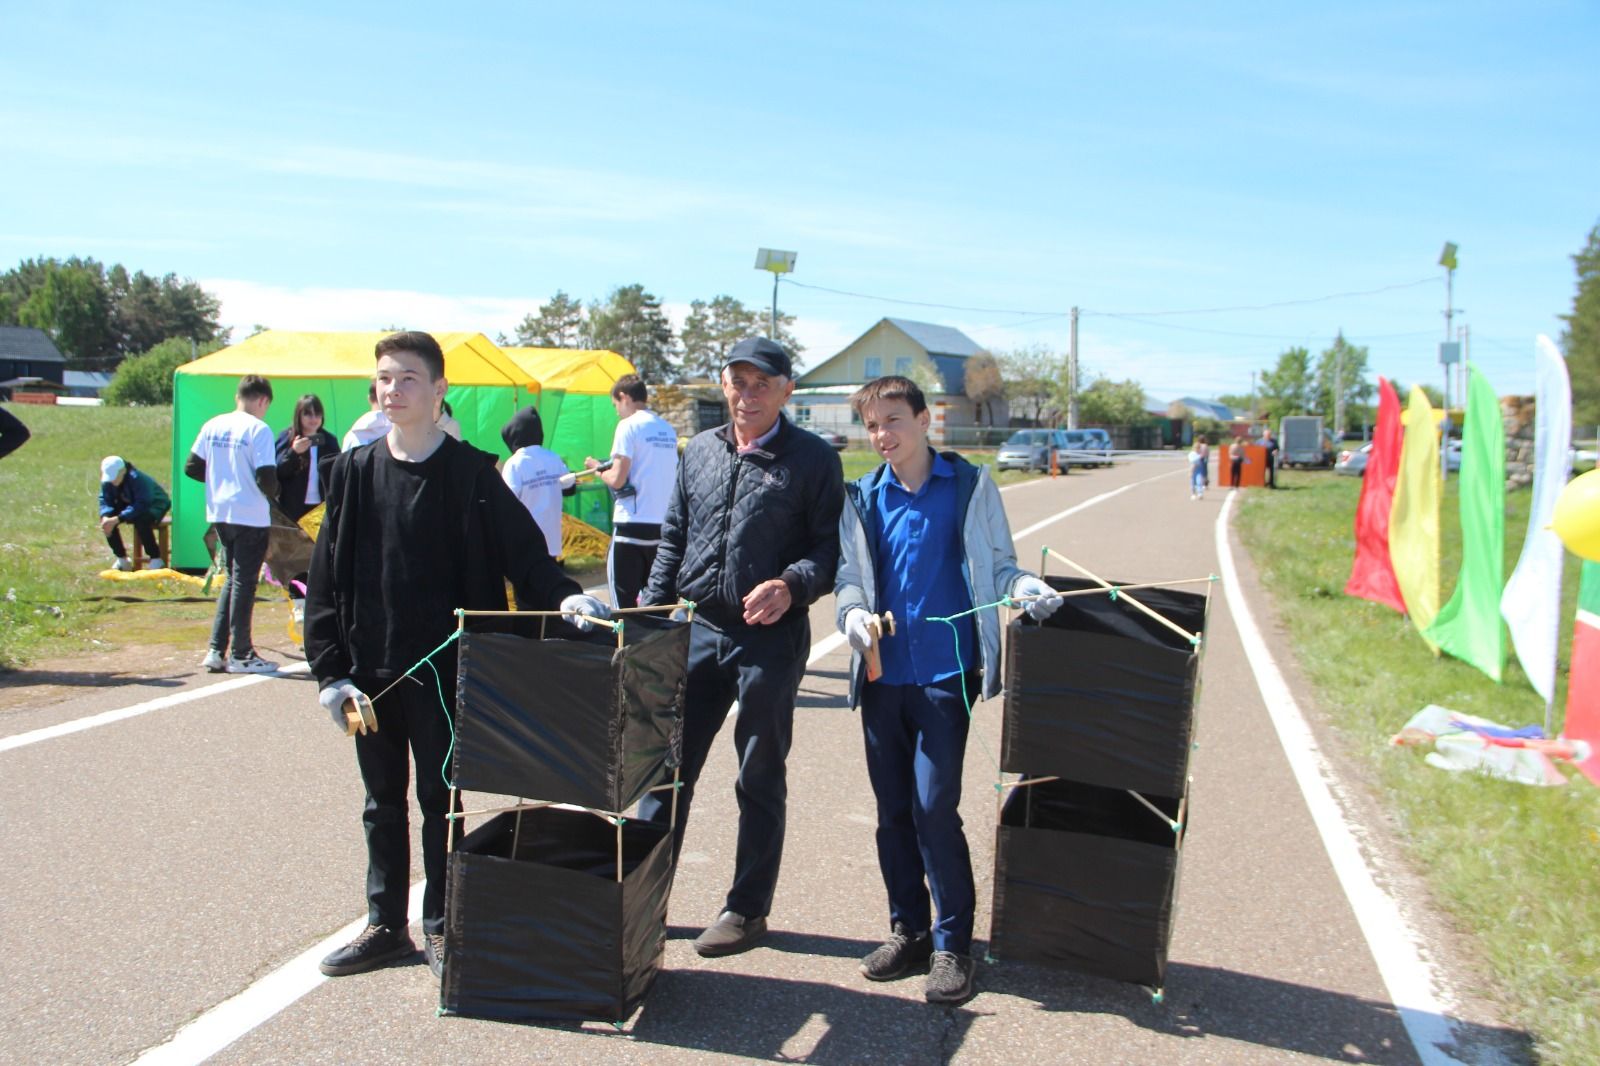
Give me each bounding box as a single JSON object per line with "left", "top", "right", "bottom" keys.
{"left": 452, "top": 617, "right": 689, "bottom": 812}
{"left": 442, "top": 807, "right": 674, "bottom": 1023}
{"left": 991, "top": 575, "right": 1209, "bottom": 991}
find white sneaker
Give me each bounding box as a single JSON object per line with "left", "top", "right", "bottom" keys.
{"left": 226, "top": 653, "right": 280, "bottom": 674}
{"left": 112, "top": 557, "right": 133, "bottom": 572}
{"left": 147, "top": 557, "right": 164, "bottom": 570}
{"left": 201, "top": 649, "right": 226, "bottom": 672}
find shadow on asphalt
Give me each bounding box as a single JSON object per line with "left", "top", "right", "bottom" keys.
{"left": 0, "top": 669, "right": 187, "bottom": 689}
{"left": 989, "top": 958, "right": 1534, "bottom": 1065}
{"left": 627, "top": 968, "right": 978, "bottom": 1065}
{"left": 663, "top": 925, "right": 877, "bottom": 961}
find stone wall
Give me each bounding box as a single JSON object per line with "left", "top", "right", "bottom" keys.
{"left": 1502, "top": 394, "right": 1535, "bottom": 490}
{"left": 651, "top": 383, "right": 728, "bottom": 437}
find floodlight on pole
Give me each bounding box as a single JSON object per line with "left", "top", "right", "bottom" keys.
{"left": 1439, "top": 241, "right": 1459, "bottom": 480}
{"left": 755, "top": 248, "right": 797, "bottom": 340}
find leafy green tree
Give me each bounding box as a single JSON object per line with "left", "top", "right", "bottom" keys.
{"left": 0, "top": 256, "right": 222, "bottom": 368}
{"left": 964, "top": 351, "right": 1005, "bottom": 424}
{"left": 104, "top": 337, "right": 222, "bottom": 406}
{"left": 1562, "top": 222, "right": 1600, "bottom": 426}
{"left": 513, "top": 290, "right": 588, "bottom": 348}
{"left": 588, "top": 284, "right": 677, "bottom": 382}
{"left": 997, "top": 344, "right": 1062, "bottom": 423}
{"left": 1076, "top": 376, "right": 1152, "bottom": 425}
{"left": 681, "top": 294, "right": 801, "bottom": 380}
{"left": 1315, "top": 332, "right": 1374, "bottom": 434}
{"left": 1258, "top": 346, "right": 1314, "bottom": 420}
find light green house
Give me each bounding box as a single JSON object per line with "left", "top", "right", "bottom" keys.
{"left": 790, "top": 318, "right": 1001, "bottom": 446}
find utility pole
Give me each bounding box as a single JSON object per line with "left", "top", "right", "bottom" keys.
{"left": 1067, "top": 306, "right": 1079, "bottom": 430}
{"left": 1439, "top": 242, "right": 1459, "bottom": 481}
{"left": 1250, "top": 370, "right": 1257, "bottom": 420}
{"left": 1334, "top": 331, "right": 1344, "bottom": 438}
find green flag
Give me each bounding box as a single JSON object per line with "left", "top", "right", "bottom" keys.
{"left": 1423, "top": 366, "right": 1506, "bottom": 680}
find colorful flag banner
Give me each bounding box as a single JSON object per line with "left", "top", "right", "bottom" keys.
{"left": 1346, "top": 376, "right": 1406, "bottom": 612}
{"left": 1500, "top": 336, "right": 1573, "bottom": 705}
{"left": 1424, "top": 367, "right": 1507, "bottom": 681}
{"left": 1565, "top": 561, "right": 1600, "bottom": 785}
{"left": 1390, "top": 386, "right": 1441, "bottom": 645}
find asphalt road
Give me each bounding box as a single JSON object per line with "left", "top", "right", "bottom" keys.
{"left": 0, "top": 458, "right": 1526, "bottom": 1065}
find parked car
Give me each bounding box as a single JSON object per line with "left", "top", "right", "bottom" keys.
{"left": 1334, "top": 440, "right": 1461, "bottom": 477}
{"left": 1334, "top": 443, "right": 1371, "bottom": 477}
{"left": 1059, "top": 428, "right": 1113, "bottom": 467}
{"left": 996, "top": 429, "right": 1058, "bottom": 472}
{"left": 810, "top": 428, "right": 848, "bottom": 451}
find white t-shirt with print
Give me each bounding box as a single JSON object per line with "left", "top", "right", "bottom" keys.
{"left": 502, "top": 445, "right": 570, "bottom": 559}
{"left": 610, "top": 409, "right": 679, "bottom": 527}
{"left": 342, "top": 410, "right": 391, "bottom": 451}
{"left": 191, "top": 410, "right": 276, "bottom": 527}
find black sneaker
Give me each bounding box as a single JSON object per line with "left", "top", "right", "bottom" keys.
{"left": 860, "top": 922, "right": 933, "bottom": 981}
{"left": 318, "top": 924, "right": 416, "bottom": 977}
{"left": 925, "top": 950, "right": 977, "bottom": 1004}
{"left": 692, "top": 910, "right": 767, "bottom": 957}
{"left": 424, "top": 932, "right": 446, "bottom": 979}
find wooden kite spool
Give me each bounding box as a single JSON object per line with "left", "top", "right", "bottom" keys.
{"left": 342, "top": 692, "right": 379, "bottom": 737}
{"left": 864, "top": 610, "right": 896, "bottom": 682}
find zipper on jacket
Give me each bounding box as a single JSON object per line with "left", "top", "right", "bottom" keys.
{"left": 719, "top": 446, "right": 742, "bottom": 607}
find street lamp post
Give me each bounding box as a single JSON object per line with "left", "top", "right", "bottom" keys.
{"left": 1439, "top": 242, "right": 1459, "bottom": 481}
{"left": 754, "top": 249, "right": 797, "bottom": 340}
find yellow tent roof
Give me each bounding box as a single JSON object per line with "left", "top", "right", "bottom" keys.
{"left": 177, "top": 331, "right": 538, "bottom": 392}
{"left": 501, "top": 348, "right": 633, "bottom": 394}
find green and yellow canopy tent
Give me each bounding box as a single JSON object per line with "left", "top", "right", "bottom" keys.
{"left": 169, "top": 330, "right": 541, "bottom": 569}
{"left": 502, "top": 347, "right": 635, "bottom": 536}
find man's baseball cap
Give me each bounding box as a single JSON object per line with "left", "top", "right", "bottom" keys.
{"left": 101, "top": 456, "right": 126, "bottom": 482}
{"left": 722, "top": 337, "right": 793, "bottom": 379}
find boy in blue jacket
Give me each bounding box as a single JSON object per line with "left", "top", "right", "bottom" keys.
{"left": 835, "top": 376, "right": 1061, "bottom": 1005}
{"left": 98, "top": 456, "right": 171, "bottom": 570}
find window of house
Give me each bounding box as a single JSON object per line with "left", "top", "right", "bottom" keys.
{"left": 864, "top": 356, "right": 881, "bottom": 378}
{"left": 895, "top": 357, "right": 912, "bottom": 375}
{"left": 793, "top": 405, "right": 811, "bottom": 425}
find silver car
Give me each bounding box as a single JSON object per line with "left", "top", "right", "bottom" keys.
{"left": 996, "top": 429, "right": 1057, "bottom": 472}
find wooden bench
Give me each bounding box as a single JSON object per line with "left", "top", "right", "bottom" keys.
{"left": 130, "top": 515, "right": 173, "bottom": 570}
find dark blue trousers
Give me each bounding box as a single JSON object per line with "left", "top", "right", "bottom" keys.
{"left": 860, "top": 674, "right": 976, "bottom": 955}
{"left": 637, "top": 617, "right": 808, "bottom": 919}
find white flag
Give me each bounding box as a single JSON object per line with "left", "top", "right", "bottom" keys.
{"left": 1500, "top": 335, "right": 1573, "bottom": 704}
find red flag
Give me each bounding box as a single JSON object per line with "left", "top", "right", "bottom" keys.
{"left": 1566, "top": 561, "right": 1600, "bottom": 785}
{"left": 1345, "top": 377, "right": 1407, "bottom": 612}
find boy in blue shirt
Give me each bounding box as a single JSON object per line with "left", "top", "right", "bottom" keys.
{"left": 835, "top": 375, "right": 1061, "bottom": 1004}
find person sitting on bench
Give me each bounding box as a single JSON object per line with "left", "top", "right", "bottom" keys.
{"left": 98, "top": 455, "right": 171, "bottom": 571}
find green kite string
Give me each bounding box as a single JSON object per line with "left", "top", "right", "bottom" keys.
{"left": 369, "top": 627, "right": 464, "bottom": 790}
{"left": 926, "top": 595, "right": 1018, "bottom": 777}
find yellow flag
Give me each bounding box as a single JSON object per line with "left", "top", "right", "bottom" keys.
{"left": 1389, "top": 386, "right": 1441, "bottom": 647}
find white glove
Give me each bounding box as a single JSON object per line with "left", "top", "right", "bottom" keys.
{"left": 557, "top": 471, "right": 577, "bottom": 489}
{"left": 1012, "top": 576, "right": 1063, "bottom": 621}
{"left": 843, "top": 608, "right": 875, "bottom": 653}
{"left": 319, "top": 678, "right": 366, "bottom": 732}
{"left": 561, "top": 593, "right": 610, "bottom": 632}
{"left": 669, "top": 605, "right": 691, "bottom": 622}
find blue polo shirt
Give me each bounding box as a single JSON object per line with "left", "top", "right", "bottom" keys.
{"left": 872, "top": 452, "right": 975, "bottom": 685}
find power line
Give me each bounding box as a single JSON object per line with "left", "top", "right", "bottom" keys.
{"left": 780, "top": 273, "right": 1442, "bottom": 321}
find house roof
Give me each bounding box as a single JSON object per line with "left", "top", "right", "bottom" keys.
{"left": 1171, "top": 396, "right": 1234, "bottom": 421}
{"left": 0, "top": 326, "right": 66, "bottom": 364}
{"left": 884, "top": 318, "right": 983, "bottom": 358}
{"left": 64, "top": 371, "right": 113, "bottom": 389}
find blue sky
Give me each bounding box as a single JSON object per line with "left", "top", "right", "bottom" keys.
{"left": 3, "top": 2, "right": 1596, "bottom": 401}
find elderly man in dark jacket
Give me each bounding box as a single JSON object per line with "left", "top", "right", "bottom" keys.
{"left": 637, "top": 336, "right": 844, "bottom": 957}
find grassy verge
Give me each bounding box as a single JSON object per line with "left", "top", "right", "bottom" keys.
{"left": 1235, "top": 469, "right": 1600, "bottom": 1064}
{"left": 0, "top": 404, "right": 225, "bottom": 669}
{"left": 839, "top": 447, "right": 1043, "bottom": 485}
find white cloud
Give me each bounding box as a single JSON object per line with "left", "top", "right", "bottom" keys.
{"left": 206, "top": 278, "right": 536, "bottom": 339}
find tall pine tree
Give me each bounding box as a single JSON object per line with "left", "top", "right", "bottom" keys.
{"left": 1562, "top": 222, "right": 1600, "bottom": 427}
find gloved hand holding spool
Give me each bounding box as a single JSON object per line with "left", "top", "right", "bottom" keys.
{"left": 845, "top": 608, "right": 896, "bottom": 682}
{"left": 320, "top": 679, "right": 378, "bottom": 737}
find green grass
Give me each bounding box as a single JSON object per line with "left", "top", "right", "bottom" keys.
{"left": 0, "top": 404, "right": 225, "bottom": 669}
{"left": 839, "top": 446, "right": 1043, "bottom": 486}
{"left": 1236, "top": 470, "right": 1600, "bottom": 1064}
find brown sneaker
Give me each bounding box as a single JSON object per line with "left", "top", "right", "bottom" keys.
{"left": 693, "top": 910, "right": 768, "bottom": 957}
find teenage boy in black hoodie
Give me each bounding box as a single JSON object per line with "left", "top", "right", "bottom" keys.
{"left": 305, "top": 331, "right": 609, "bottom": 980}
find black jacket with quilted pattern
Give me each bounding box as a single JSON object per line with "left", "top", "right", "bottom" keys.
{"left": 643, "top": 414, "right": 843, "bottom": 632}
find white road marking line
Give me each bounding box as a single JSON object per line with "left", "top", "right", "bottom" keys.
{"left": 1011, "top": 468, "right": 1179, "bottom": 540}
{"left": 129, "top": 882, "right": 427, "bottom": 1066}
{"left": 0, "top": 663, "right": 311, "bottom": 754}
{"left": 1214, "top": 490, "right": 1464, "bottom": 1064}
